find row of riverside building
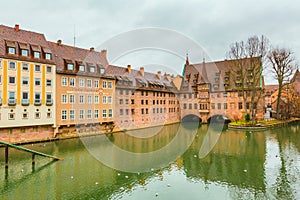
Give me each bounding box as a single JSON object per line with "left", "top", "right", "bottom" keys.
{"left": 0, "top": 24, "right": 274, "bottom": 143}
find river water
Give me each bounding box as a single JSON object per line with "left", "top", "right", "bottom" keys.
{"left": 0, "top": 122, "right": 299, "bottom": 200}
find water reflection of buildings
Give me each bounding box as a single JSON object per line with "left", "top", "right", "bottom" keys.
{"left": 183, "top": 128, "right": 267, "bottom": 191}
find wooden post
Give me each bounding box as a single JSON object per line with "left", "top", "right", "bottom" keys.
{"left": 32, "top": 154, "right": 35, "bottom": 165}
{"left": 5, "top": 145, "right": 9, "bottom": 169}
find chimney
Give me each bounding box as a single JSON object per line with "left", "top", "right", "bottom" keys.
{"left": 14, "top": 24, "right": 19, "bottom": 31}
{"left": 127, "top": 65, "right": 131, "bottom": 73}
{"left": 157, "top": 71, "right": 162, "bottom": 79}
{"left": 90, "top": 47, "right": 95, "bottom": 52}
{"left": 57, "top": 40, "right": 62, "bottom": 45}
{"left": 140, "top": 67, "right": 144, "bottom": 76}
{"left": 164, "top": 73, "right": 171, "bottom": 81}
{"left": 101, "top": 49, "right": 107, "bottom": 57}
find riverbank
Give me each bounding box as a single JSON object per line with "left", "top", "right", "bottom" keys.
{"left": 228, "top": 117, "right": 300, "bottom": 131}
{"left": 0, "top": 121, "right": 181, "bottom": 146}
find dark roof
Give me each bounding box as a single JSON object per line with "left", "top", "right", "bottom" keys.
{"left": 48, "top": 41, "right": 108, "bottom": 76}
{"left": 106, "top": 65, "right": 175, "bottom": 90}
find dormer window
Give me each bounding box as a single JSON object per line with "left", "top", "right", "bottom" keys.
{"left": 100, "top": 68, "right": 105, "bottom": 74}
{"left": 67, "top": 63, "right": 74, "bottom": 70}
{"left": 8, "top": 47, "right": 16, "bottom": 54}
{"left": 89, "top": 66, "right": 95, "bottom": 73}
{"left": 79, "top": 65, "right": 85, "bottom": 72}
{"left": 45, "top": 53, "right": 51, "bottom": 60}
{"left": 21, "top": 49, "right": 29, "bottom": 56}
{"left": 34, "top": 51, "right": 40, "bottom": 58}
{"left": 6, "top": 41, "right": 16, "bottom": 55}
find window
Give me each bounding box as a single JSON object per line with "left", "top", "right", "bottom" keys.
{"left": 79, "top": 95, "right": 84, "bottom": 103}
{"left": 125, "top": 90, "right": 129, "bottom": 95}
{"left": 103, "top": 81, "right": 107, "bottom": 88}
{"left": 103, "top": 96, "right": 107, "bottom": 104}
{"left": 120, "top": 109, "right": 123, "bottom": 116}
{"left": 8, "top": 113, "right": 15, "bottom": 120}
{"left": 100, "top": 68, "right": 105, "bottom": 74}
{"left": 62, "top": 110, "right": 67, "bottom": 120}
{"left": 79, "top": 79, "right": 84, "bottom": 87}
{"left": 87, "top": 110, "right": 92, "bottom": 119}
{"left": 119, "top": 99, "right": 123, "bottom": 104}
{"left": 125, "top": 99, "right": 129, "bottom": 104}
{"left": 108, "top": 109, "right": 113, "bottom": 118}
{"left": 45, "top": 53, "right": 51, "bottom": 60}
{"left": 21, "top": 49, "right": 28, "bottom": 56}
{"left": 70, "top": 110, "right": 75, "bottom": 120}
{"left": 22, "top": 112, "right": 28, "bottom": 119}
{"left": 88, "top": 95, "right": 92, "bottom": 104}
{"left": 211, "top": 103, "right": 215, "bottom": 109}
{"left": 67, "top": 63, "right": 74, "bottom": 70}
{"left": 35, "top": 65, "right": 41, "bottom": 72}
{"left": 103, "top": 110, "right": 107, "bottom": 118}
{"left": 89, "top": 66, "right": 95, "bottom": 73}
{"left": 35, "top": 112, "right": 40, "bottom": 119}
{"left": 189, "top": 103, "right": 192, "bottom": 109}
{"left": 8, "top": 47, "right": 16, "bottom": 54}
{"left": 46, "top": 79, "right": 52, "bottom": 86}
{"left": 22, "top": 77, "right": 29, "bottom": 85}
{"left": 46, "top": 66, "right": 52, "bottom": 73}
{"left": 33, "top": 51, "right": 40, "bottom": 58}
{"left": 218, "top": 103, "right": 221, "bottom": 110}
{"left": 183, "top": 103, "right": 187, "bottom": 109}
{"left": 153, "top": 108, "right": 155, "bottom": 114}
{"left": 108, "top": 81, "right": 112, "bottom": 88}
{"left": 22, "top": 92, "right": 29, "bottom": 101}
{"left": 9, "top": 62, "right": 16, "bottom": 69}
{"left": 224, "top": 103, "right": 228, "bottom": 109}
{"left": 131, "top": 109, "right": 135, "bottom": 115}
{"left": 46, "top": 93, "right": 52, "bottom": 104}
{"left": 79, "top": 110, "right": 84, "bottom": 119}
{"left": 9, "top": 92, "right": 15, "bottom": 100}
{"left": 62, "top": 77, "right": 67, "bottom": 86}
{"left": 70, "top": 94, "right": 75, "bottom": 103}
{"left": 108, "top": 96, "right": 112, "bottom": 104}
{"left": 238, "top": 102, "right": 243, "bottom": 109}
{"left": 246, "top": 102, "right": 250, "bottom": 109}
{"left": 62, "top": 94, "right": 67, "bottom": 103}
{"left": 131, "top": 99, "right": 134, "bottom": 105}
{"left": 35, "top": 78, "right": 41, "bottom": 86}
{"left": 69, "top": 78, "right": 75, "bottom": 86}
{"left": 79, "top": 65, "right": 85, "bottom": 72}
{"left": 141, "top": 100, "right": 144, "bottom": 105}
{"left": 194, "top": 103, "right": 198, "bottom": 109}
{"left": 94, "top": 110, "right": 99, "bottom": 119}
{"left": 9, "top": 76, "right": 16, "bottom": 84}
{"left": 22, "top": 63, "right": 28, "bottom": 71}
{"left": 146, "top": 108, "right": 149, "bottom": 114}
{"left": 126, "top": 109, "right": 129, "bottom": 115}
{"left": 87, "top": 80, "right": 92, "bottom": 88}
{"left": 94, "top": 80, "right": 99, "bottom": 88}
{"left": 95, "top": 96, "right": 99, "bottom": 104}
{"left": 141, "top": 109, "right": 144, "bottom": 114}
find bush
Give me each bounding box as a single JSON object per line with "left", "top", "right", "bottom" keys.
{"left": 245, "top": 113, "right": 250, "bottom": 122}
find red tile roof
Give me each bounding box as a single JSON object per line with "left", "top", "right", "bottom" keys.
{"left": 0, "top": 24, "right": 53, "bottom": 63}
{"left": 48, "top": 41, "right": 108, "bottom": 75}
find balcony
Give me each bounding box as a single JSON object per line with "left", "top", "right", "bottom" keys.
{"left": 8, "top": 98, "right": 16, "bottom": 106}
{"left": 46, "top": 99, "right": 53, "bottom": 106}
{"left": 199, "top": 109, "right": 210, "bottom": 113}
{"left": 22, "top": 99, "right": 30, "bottom": 106}
{"left": 34, "top": 99, "right": 42, "bottom": 106}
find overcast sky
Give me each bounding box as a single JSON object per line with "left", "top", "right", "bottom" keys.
{"left": 1, "top": 0, "right": 299, "bottom": 84}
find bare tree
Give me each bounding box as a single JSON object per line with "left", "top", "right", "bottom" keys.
{"left": 267, "top": 48, "right": 297, "bottom": 119}
{"left": 228, "top": 35, "right": 269, "bottom": 125}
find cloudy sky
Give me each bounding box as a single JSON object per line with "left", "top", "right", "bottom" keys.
{"left": 1, "top": 0, "right": 299, "bottom": 83}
